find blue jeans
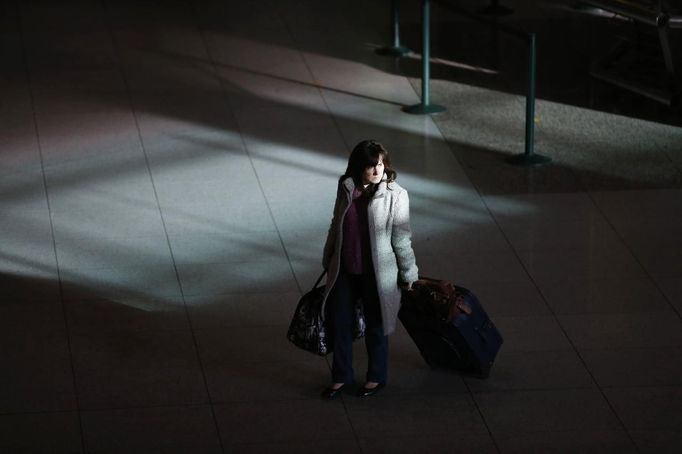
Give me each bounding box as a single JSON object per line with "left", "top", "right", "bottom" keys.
{"left": 326, "top": 269, "right": 388, "bottom": 384}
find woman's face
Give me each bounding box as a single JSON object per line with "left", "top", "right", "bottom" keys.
{"left": 362, "top": 155, "right": 384, "bottom": 185}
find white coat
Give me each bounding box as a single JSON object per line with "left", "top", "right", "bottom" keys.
{"left": 322, "top": 176, "right": 418, "bottom": 335}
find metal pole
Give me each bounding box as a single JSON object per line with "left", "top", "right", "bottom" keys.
{"left": 508, "top": 33, "right": 551, "bottom": 165}
{"left": 376, "top": 0, "right": 411, "bottom": 57}
{"left": 422, "top": 0, "right": 431, "bottom": 106}
{"left": 392, "top": 0, "right": 401, "bottom": 48}
{"left": 525, "top": 33, "right": 536, "bottom": 156}
{"left": 403, "top": 0, "right": 445, "bottom": 114}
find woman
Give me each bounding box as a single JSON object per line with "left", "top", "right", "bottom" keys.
{"left": 321, "top": 139, "right": 418, "bottom": 399}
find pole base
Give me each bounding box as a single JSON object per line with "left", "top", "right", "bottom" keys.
{"left": 478, "top": 4, "right": 514, "bottom": 16}
{"left": 402, "top": 103, "right": 446, "bottom": 115}
{"left": 507, "top": 153, "right": 552, "bottom": 166}
{"left": 375, "top": 45, "right": 412, "bottom": 57}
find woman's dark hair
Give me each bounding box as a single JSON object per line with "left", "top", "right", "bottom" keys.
{"left": 341, "top": 140, "right": 397, "bottom": 196}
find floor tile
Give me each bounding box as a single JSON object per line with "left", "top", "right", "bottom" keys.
{"left": 24, "top": 30, "right": 116, "bottom": 70}
{"left": 81, "top": 406, "right": 221, "bottom": 454}
{"left": 465, "top": 350, "right": 595, "bottom": 392}
{"left": 157, "top": 172, "right": 266, "bottom": 211}
{"left": 609, "top": 217, "right": 682, "bottom": 251}
{"left": 0, "top": 169, "right": 49, "bottom": 212}
{"left": 194, "top": 1, "right": 286, "bottom": 33}
{"left": 55, "top": 236, "right": 174, "bottom": 271}
{"left": 631, "top": 246, "right": 682, "bottom": 279}
{"left": 106, "top": 2, "right": 196, "bottom": 30}
{"left": 0, "top": 293, "right": 65, "bottom": 333}
{"left": 313, "top": 60, "right": 421, "bottom": 107}
{"left": 161, "top": 201, "right": 276, "bottom": 236}
{"left": 236, "top": 109, "right": 341, "bottom": 154}
{"left": 500, "top": 216, "right": 625, "bottom": 253}
{"left": 345, "top": 393, "right": 487, "bottom": 439}
{"left": 44, "top": 163, "right": 158, "bottom": 213}
{"left": 60, "top": 264, "right": 182, "bottom": 301}
{"left": 380, "top": 360, "right": 469, "bottom": 396}
{"left": 0, "top": 228, "right": 57, "bottom": 276}
{"left": 216, "top": 66, "right": 328, "bottom": 111}
{"left": 253, "top": 169, "right": 337, "bottom": 207}
{"left": 558, "top": 312, "right": 682, "bottom": 350}
{"left": 604, "top": 386, "right": 682, "bottom": 431}
{"left": 492, "top": 315, "right": 573, "bottom": 353}
{"left": 124, "top": 62, "right": 221, "bottom": 94}
{"left": 590, "top": 190, "right": 682, "bottom": 222}
{"left": 176, "top": 258, "right": 297, "bottom": 296}
{"left": 408, "top": 189, "right": 494, "bottom": 232}
{"left": 30, "top": 90, "right": 126, "bottom": 119}
{"left": 458, "top": 280, "right": 551, "bottom": 317}
{"left": 64, "top": 296, "right": 189, "bottom": 333}
{"left": 185, "top": 291, "right": 300, "bottom": 329}
{"left": 243, "top": 134, "right": 348, "bottom": 169}
{"left": 495, "top": 429, "right": 637, "bottom": 454}
{"left": 0, "top": 269, "right": 60, "bottom": 302}
{"left": 517, "top": 246, "right": 647, "bottom": 281}
{"left": 334, "top": 115, "right": 444, "bottom": 155}
{"left": 397, "top": 155, "right": 475, "bottom": 192}
{"left": 630, "top": 430, "right": 682, "bottom": 454}
{"left": 0, "top": 123, "right": 42, "bottom": 174}
{"left": 50, "top": 204, "right": 167, "bottom": 241}
{"left": 29, "top": 68, "right": 125, "bottom": 95}
{"left": 241, "top": 105, "right": 346, "bottom": 141}
{"left": 536, "top": 277, "right": 670, "bottom": 315}
{"left": 146, "top": 149, "right": 251, "bottom": 191}
{"left": 0, "top": 411, "right": 82, "bottom": 454}
{"left": 224, "top": 439, "right": 361, "bottom": 454}
{"left": 268, "top": 199, "right": 336, "bottom": 231}
{"left": 194, "top": 326, "right": 305, "bottom": 364}
{"left": 279, "top": 228, "right": 329, "bottom": 263}
{"left": 203, "top": 359, "right": 331, "bottom": 403}
{"left": 132, "top": 92, "right": 241, "bottom": 143}
{"left": 0, "top": 327, "right": 76, "bottom": 413}
{"left": 417, "top": 250, "right": 530, "bottom": 285}
{"left": 70, "top": 329, "right": 207, "bottom": 409}
{"left": 483, "top": 192, "right": 600, "bottom": 225}
{"left": 581, "top": 348, "right": 682, "bottom": 387}
{"left": 205, "top": 30, "right": 312, "bottom": 82}
{"left": 460, "top": 162, "right": 586, "bottom": 195}
{"left": 474, "top": 388, "right": 622, "bottom": 435}
{"left": 213, "top": 400, "right": 354, "bottom": 445}
{"left": 412, "top": 222, "right": 510, "bottom": 256}
{"left": 289, "top": 259, "right": 327, "bottom": 292}
{"left": 37, "top": 110, "right": 143, "bottom": 165}
{"left": 359, "top": 433, "right": 497, "bottom": 454}
{"left": 655, "top": 277, "right": 682, "bottom": 314}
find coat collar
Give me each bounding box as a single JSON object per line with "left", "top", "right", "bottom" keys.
{"left": 341, "top": 175, "right": 387, "bottom": 199}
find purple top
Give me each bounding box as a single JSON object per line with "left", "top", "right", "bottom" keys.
{"left": 341, "top": 187, "right": 372, "bottom": 275}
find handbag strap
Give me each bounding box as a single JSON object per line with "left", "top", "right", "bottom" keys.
{"left": 313, "top": 270, "right": 327, "bottom": 289}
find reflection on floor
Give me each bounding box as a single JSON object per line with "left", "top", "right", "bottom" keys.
{"left": 1, "top": 0, "right": 681, "bottom": 452}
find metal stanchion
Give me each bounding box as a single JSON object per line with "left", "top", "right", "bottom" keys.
{"left": 402, "top": 0, "right": 446, "bottom": 114}
{"left": 508, "top": 33, "right": 551, "bottom": 166}
{"left": 376, "top": 0, "right": 412, "bottom": 57}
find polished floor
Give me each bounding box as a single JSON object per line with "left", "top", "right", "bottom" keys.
{"left": 1, "top": 0, "right": 682, "bottom": 452}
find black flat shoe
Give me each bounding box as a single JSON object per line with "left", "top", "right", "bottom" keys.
{"left": 321, "top": 384, "right": 346, "bottom": 399}
{"left": 356, "top": 383, "right": 385, "bottom": 398}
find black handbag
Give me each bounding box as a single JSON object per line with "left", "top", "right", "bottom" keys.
{"left": 287, "top": 271, "right": 366, "bottom": 356}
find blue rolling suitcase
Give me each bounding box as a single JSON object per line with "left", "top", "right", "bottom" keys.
{"left": 399, "top": 278, "right": 503, "bottom": 378}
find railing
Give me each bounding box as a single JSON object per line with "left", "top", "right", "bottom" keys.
{"left": 580, "top": 0, "right": 681, "bottom": 105}
{"left": 383, "top": 0, "right": 551, "bottom": 166}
